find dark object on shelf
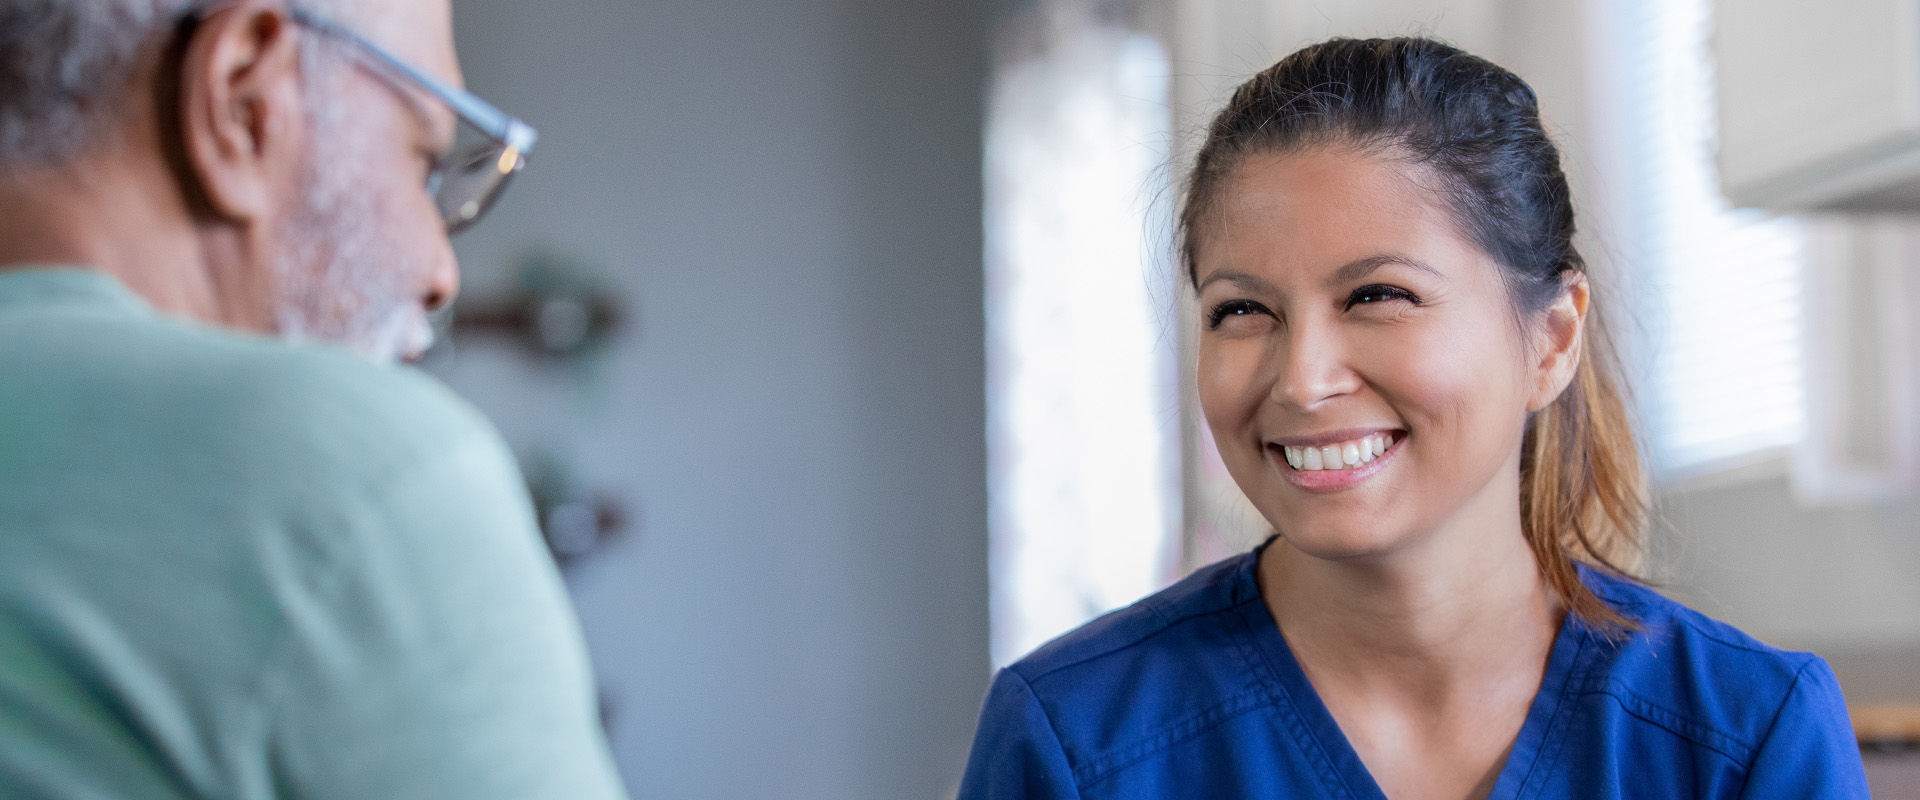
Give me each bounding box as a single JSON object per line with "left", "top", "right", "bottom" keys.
{"left": 449, "top": 251, "right": 624, "bottom": 357}
{"left": 539, "top": 493, "right": 625, "bottom": 569}
{"left": 522, "top": 456, "right": 629, "bottom": 571}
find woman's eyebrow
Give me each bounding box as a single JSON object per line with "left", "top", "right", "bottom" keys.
{"left": 1327, "top": 254, "right": 1444, "bottom": 286}
{"left": 1197, "top": 256, "right": 1443, "bottom": 293}
{"left": 1195, "top": 269, "right": 1278, "bottom": 294}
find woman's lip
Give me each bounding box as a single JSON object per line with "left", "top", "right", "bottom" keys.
{"left": 1267, "top": 435, "right": 1402, "bottom": 493}
{"left": 1266, "top": 427, "right": 1403, "bottom": 449}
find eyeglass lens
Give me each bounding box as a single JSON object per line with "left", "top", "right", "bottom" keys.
{"left": 432, "top": 121, "right": 527, "bottom": 234}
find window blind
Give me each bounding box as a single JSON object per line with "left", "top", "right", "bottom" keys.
{"left": 1621, "top": 0, "right": 1807, "bottom": 474}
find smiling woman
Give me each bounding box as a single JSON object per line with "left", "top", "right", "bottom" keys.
{"left": 1190, "top": 145, "right": 1635, "bottom": 631}
{"left": 960, "top": 37, "right": 1870, "bottom": 800}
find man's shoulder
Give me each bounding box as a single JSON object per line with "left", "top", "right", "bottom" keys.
{"left": 0, "top": 300, "right": 507, "bottom": 502}
{"left": 221, "top": 340, "right": 498, "bottom": 471}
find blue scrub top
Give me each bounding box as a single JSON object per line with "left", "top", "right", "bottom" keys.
{"left": 960, "top": 543, "right": 1870, "bottom": 799}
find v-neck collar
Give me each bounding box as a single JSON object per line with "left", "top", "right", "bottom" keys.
{"left": 1228, "top": 544, "right": 1594, "bottom": 800}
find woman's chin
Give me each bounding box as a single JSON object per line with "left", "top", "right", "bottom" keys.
{"left": 1266, "top": 523, "right": 1408, "bottom": 562}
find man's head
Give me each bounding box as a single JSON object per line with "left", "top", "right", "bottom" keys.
{"left": 0, "top": 0, "right": 468, "bottom": 362}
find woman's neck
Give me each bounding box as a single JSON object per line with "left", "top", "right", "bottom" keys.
{"left": 1256, "top": 450, "right": 1568, "bottom": 800}
{"left": 1257, "top": 473, "right": 1562, "bottom": 707}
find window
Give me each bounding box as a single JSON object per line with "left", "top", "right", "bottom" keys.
{"left": 985, "top": 13, "right": 1180, "bottom": 667}
{"left": 1621, "top": 0, "right": 1807, "bottom": 476}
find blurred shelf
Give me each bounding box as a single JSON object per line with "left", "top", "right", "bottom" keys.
{"left": 1857, "top": 704, "right": 1920, "bottom": 750}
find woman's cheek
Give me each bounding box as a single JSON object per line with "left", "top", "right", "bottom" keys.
{"left": 1196, "top": 339, "right": 1269, "bottom": 434}
{"left": 1377, "top": 319, "right": 1528, "bottom": 466}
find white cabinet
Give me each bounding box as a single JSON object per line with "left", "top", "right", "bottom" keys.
{"left": 1715, "top": 0, "right": 1920, "bottom": 209}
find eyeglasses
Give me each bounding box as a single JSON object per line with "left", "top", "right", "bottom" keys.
{"left": 288, "top": 9, "right": 538, "bottom": 234}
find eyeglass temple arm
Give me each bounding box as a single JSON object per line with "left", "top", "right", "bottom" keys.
{"left": 288, "top": 8, "right": 538, "bottom": 155}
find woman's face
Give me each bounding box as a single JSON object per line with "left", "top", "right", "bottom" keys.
{"left": 1193, "top": 146, "right": 1576, "bottom": 561}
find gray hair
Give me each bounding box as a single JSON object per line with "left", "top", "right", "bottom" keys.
{"left": 0, "top": 0, "right": 357, "bottom": 174}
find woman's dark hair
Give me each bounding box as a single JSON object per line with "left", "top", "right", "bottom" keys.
{"left": 1180, "top": 37, "right": 1647, "bottom": 630}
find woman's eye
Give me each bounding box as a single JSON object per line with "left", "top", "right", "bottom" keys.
{"left": 1345, "top": 284, "right": 1417, "bottom": 309}
{"left": 1206, "top": 299, "right": 1272, "bottom": 329}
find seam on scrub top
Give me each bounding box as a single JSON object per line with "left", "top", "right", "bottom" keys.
{"left": 1020, "top": 567, "right": 1255, "bottom": 684}
{"left": 1071, "top": 688, "right": 1271, "bottom": 789}
{"left": 1063, "top": 582, "right": 1280, "bottom": 787}
{"left": 1587, "top": 573, "right": 1805, "bottom": 664}
{"left": 1514, "top": 631, "right": 1593, "bottom": 797}
{"left": 1004, "top": 667, "right": 1084, "bottom": 797}
{"left": 1572, "top": 677, "right": 1757, "bottom": 765}
{"left": 1666, "top": 616, "right": 1823, "bottom": 661}
{"left": 1228, "top": 596, "right": 1364, "bottom": 800}
{"left": 1729, "top": 659, "right": 1816, "bottom": 798}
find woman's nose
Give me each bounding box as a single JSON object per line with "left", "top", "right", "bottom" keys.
{"left": 1269, "top": 322, "right": 1360, "bottom": 411}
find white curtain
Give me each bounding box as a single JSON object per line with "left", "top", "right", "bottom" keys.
{"left": 985, "top": 3, "right": 1181, "bottom": 667}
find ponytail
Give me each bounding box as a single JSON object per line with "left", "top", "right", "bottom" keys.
{"left": 1520, "top": 305, "right": 1648, "bottom": 632}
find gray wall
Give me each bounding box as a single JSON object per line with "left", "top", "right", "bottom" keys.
{"left": 431, "top": 2, "right": 991, "bottom": 797}
{"left": 1655, "top": 477, "right": 1920, "bottom": 691}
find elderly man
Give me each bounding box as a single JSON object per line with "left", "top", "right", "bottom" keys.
{"left": 0, "top": 1, "right": 626, "bottom": 797}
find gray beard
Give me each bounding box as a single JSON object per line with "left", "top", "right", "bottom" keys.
{"left": 271, "top": 107, "right": 435, "bottom": 364}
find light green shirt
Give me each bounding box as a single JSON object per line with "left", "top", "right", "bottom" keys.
{"left": 0, "top": 268, "right": 628, "bottom": 799}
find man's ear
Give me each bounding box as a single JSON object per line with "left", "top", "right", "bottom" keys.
{"left": 1529, "top": 272, "right": 1589, "bottom": 413}
{"left": 176, "top": 3, "right": 306, "bottom": 223}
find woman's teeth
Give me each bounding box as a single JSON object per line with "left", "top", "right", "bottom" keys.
{"left": 1281, "top": 433, "right": 1392, "bottom": 471}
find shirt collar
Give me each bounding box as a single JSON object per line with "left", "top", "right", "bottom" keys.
{"left": 0, "top": 266, "right": 153, "bottom": 316}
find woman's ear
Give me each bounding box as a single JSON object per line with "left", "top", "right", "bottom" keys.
{"left": 176, "top": 2, "right": 307, "bottom": 223}
{"left": 1528, "top": 272, "right": 1589, "bottom": 413}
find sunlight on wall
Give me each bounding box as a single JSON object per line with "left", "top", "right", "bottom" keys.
{"left": 985, "top": 12, "right": 1178, "bottom": 668}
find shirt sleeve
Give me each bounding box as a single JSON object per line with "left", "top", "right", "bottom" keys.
{"left": 258, "top": 425, "right": 628, "bottom": 800}
{"left": 959, "top": 668, "right": 1082, "bottom": 800}
{"left": 1737, "top": 659, "right": 1871, "bottom": 799}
